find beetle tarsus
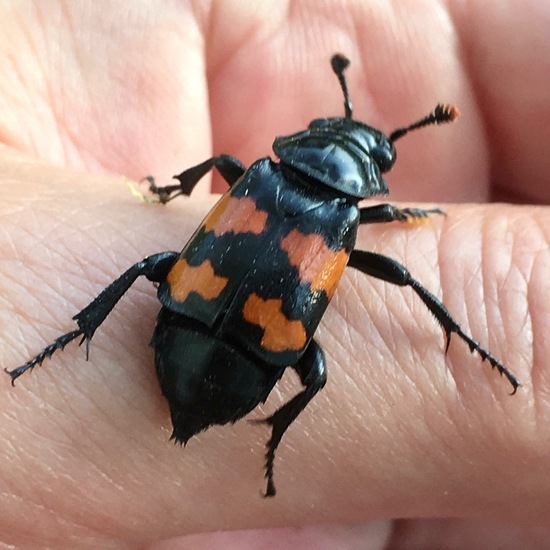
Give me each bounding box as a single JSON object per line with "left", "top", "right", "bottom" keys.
{"left": 359, "top": 204, "right": 446, "bottom": 225}
{"left": 145, "top": 176, "right": 182, "bottom": 203}
{"left": 400, "top": 207, "right": 447, "bottom": 221}
{"left": 453, "top": 328, "right": 521, "bottom": 394}
{"left": 5, "top": 328, "right": 84, "bottom": 385}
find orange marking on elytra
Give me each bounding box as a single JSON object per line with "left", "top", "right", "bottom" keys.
{"left": 202, "top": 192, "right": 232, "bottom": 233}
{"left": 280, "top": 229, "right": 349, "bottom": 298}
{"left": 243, "top": 294, "right": 307, "bottom": 352}
{"left": 167, "top": 259, "right": 228, "bottom": 302}
{"left": 203, "top": 195, "right": 268, "bottom": 236}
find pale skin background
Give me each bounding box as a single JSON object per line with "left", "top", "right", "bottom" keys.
{"left": 1, "top": 1, "right": 550, "bottom": 548}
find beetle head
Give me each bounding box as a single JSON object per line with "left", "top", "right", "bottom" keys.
{"left": 273, "top": 54, "right": 458, "bottom": 200}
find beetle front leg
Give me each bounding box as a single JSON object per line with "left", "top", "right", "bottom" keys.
{"left": 347, "top": 250, "right": 521, "bottom": 394}
{"left": 148, "top": 155, "right": 247, "bottom": 203}
{"left": 359, "top": 204, "right": 445, "bottom": 225}
{"left": 5, "top": 251, "right": 179, "bottom": 384}
{"left": 255, "top": 340, "right": 327, "bottom": 497}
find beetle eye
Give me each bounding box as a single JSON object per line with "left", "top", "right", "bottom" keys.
{"left": 371, "top": 143, "right": 395, "bottom": 173}
{"left": 308, "top": 118, "right": 330, "bottom": 130}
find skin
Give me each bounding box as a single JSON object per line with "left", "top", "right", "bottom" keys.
{"left": 0, "top": 0, "right": 549, "bottom": 548}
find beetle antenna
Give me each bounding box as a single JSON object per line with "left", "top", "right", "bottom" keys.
{"left": 389, "top": 103, "right": 459, "bottom": 142}
{"left": 331, "top": 54, "right": 353, "bottom": 119}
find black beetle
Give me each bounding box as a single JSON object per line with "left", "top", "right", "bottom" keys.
{"left": 6, "top": 54, "right": 520, "bottom": 496}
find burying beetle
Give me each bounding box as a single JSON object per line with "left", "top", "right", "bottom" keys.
{"left": 6, "top": 54, "right": 520, "bottom": 496}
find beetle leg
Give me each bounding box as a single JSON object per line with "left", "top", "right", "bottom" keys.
{"left": 148, "top": 155, "right": 247, "bottom": 203}
{"left": 347, "top": 250, "right": 521, "bottom": 394}
{"left": 359, "top": 204, "right": 445, "bottom": 225}
{"left": 255, "top": 340, "right": 327, "bottom": 497}
{"left": 5, "top": 251, "right": 179, "bottom": 384}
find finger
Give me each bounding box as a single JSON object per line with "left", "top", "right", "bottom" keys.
{"left": 207, "top": 2, "right": 483, "bottom": 202}
{"left": 207, "top": 1, "right": 548, "bottom": 202}
{"left": 0, "top": 2, "right": 483, "bottom": 202}
{"left": 147, "top": 523, "right": 392, "bottom": 550}
{"left": 146, "top": 518, "right": 550, "bottom": 550}
{"left": 0, "top": 3, "right": 211, "bottom": 186}
{"left": 449, "top": 1, "right": 550, "bottom": 204}
{"left": 3, "top": 1, "right": 548, "bottom": 206}
{"left": 389, "top": 518, "right": 550, "bottom": 549}
{"left": 1, "top": 154, "right": 547, "bottom": 546}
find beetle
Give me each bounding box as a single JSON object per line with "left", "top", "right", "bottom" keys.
{"left": 6, "top": 54, "right": 520, "bottom": 497}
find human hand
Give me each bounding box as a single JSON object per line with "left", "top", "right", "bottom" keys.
{"left": 1, "top": 2, "right": 549, "bottom": 548}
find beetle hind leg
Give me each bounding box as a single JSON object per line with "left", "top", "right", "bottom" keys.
{"left": 255, "top": 340, "right": 327, "bottom": 497}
